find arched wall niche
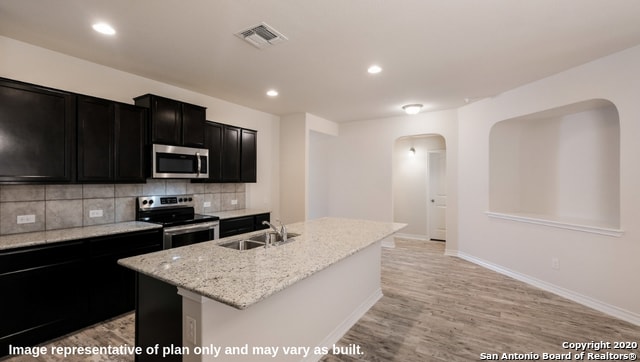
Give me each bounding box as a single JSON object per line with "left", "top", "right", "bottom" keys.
{"left": 488, "top": 99, "right": 621, "bottom": 233}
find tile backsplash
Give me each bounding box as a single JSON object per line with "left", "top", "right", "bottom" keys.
{"left": 0, "top": 180, "right": 246, "bottom": 235}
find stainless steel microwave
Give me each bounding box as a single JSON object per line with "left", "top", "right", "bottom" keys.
{"left": 152, "top": 144, "right": 209, "bottom": 179}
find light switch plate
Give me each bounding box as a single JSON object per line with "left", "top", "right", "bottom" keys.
{"left": 203, "top": 201, "right": 211, "bottom": 208}
{"left": 231, "top": 199, "right": 238, "bottom": 205}
{"left": 89, "top": 209, "right": 103, "bottom": 218}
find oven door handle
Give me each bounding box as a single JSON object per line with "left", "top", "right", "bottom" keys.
{"left": 163, "top": 222, "right": 219, "bottom": 236}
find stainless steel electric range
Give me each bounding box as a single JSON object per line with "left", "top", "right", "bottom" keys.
{"left": 136, "top": 194, "right": 219, "bottom": 249}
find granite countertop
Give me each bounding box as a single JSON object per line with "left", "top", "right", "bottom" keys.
{"left": 119, "top": 217, "right": 406, "bottom": 310}
{"left": 207, "top": 208, "right": 271, "bottom": 220}
{"left": 0, "top": 221, "right": 162, "bottom": 250}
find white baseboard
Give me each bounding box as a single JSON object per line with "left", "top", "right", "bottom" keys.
{"left": 304, "top": 289, "right": 383, "bottom": 362}
{"left": 394, "top": 233, "right": 428, "bottom": 241}
{"left": 449, "top": 250, "right": 640, "bottom": 327}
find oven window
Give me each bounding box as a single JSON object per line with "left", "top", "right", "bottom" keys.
{"left": 170, "top": 229, "right": 214, "bottom": 248}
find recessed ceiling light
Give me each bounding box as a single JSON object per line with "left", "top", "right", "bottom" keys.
{"left": 92, "top": 22, "right": 116, "bottom": 35}
{"left": 367, "top": 65, "right": 382, "bottom": 74}
{"left": 266, "top": 89, "right": 279, "bottom": 97}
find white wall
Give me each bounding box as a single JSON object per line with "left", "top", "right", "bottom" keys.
{"left": 326, "top": 111, "right": 459, "bottom": 252}
{"left": 308, "top": 131, "right": 334, "bottom": 220}
{"left": 280, "top": 112, "right": 339, "bottom": 223}
{"left": 279, "top": 113, "right": 307, "bottom": 224}
{"left": 0, "top": 36, "right": 280, "bottom": 216}
{"left": 457, "top": 44, "right": 640, "bottom": 323}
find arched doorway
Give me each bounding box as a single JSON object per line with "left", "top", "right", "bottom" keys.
{"left": 392, "top": 134, "right": 447, "bottom": 241}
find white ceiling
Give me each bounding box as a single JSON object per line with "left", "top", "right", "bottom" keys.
{"left": 2, "top": 0, "right": 640, "bottom": 122}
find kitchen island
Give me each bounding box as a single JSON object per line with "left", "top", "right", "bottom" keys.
{"left": 119, "top": 217, "right": 405, "bottom": 362}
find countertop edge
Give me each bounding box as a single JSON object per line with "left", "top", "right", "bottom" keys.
{"left": 0, "top": 221, "right": 163, "bottom": 251}
{"left": 119, "top": 218, "right": 406, "bottom": 310}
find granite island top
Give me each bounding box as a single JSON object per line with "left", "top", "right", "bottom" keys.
{"left": 118, "top": 217, "right": 406, "bottom": 310}
{"left": 0, "top": 221, "right": 162, "bottom": 251}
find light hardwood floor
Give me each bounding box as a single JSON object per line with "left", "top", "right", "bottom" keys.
{"left": 4, "top": 238, "right": 639, "bottom": 361}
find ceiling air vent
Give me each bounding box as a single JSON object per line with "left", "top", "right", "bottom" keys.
{"left": 235, "top": 22, "right": 288, "bottom": 49}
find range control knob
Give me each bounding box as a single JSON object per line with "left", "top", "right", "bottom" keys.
{"left": 142, "top": 200, "right": 148, "bottom": 205}
{"left": 148, "top": 200, "right": 154, "bottom": 205}
{"left": 188, "top": 197, "right": 193, "bottom": 202}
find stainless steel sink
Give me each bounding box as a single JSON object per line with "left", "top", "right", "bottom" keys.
{"left": 219, "top": 239, "right": 265, "bottom": 250}
{"left": 218, "top": 233, "right": 301, "bottom": 251}
{"left": 248, "top": 232, "right": 301, "bottom": 243}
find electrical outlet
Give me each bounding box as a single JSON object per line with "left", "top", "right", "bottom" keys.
{"left": 186, "top": 315, "right": 197, "bottom": 344}
{"left": 17, "top": 214, "right": 36, "bottom": 224}
{"left": 551, "top": 257, "right": 560, "bottom": 270}
{"left": 203, "top": 201, "right": 211, "bottom": 208}
{"left": 231, "top": 199, "right": 238, "bottom": 205}
{"left": 89, "top": 209, "right": 103, "bottom": 218}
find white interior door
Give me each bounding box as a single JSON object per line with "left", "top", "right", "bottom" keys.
{"left": 428, "top": 150, "right": 447, "bottom": 241}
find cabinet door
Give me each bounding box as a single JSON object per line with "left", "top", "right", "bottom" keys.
{"left": 151, "top": 96, "right": 181, "bottom": 145}
{"left": 115, "top": 104, "right": 147, "bottom": 182}
{"left": 88, "top": 229, "right": 162, "bottom": 323}
{"left": 0, "top": 78, "right": 75, "bottom": 183}
{"left": 221, "top": 125, "right": 241, "bottom": 182}
{"left": 254, "top": 213, "right": 271, "bottom": 230}
{"left": 0, "top": 241, "right": 87, "bottom": 356}
{"left": 202, "top": 121, "right": 223, "bottom": 182}
{"left": 181, "top": 103, "right": 206, "bottom": 147}
{"left": 77, "top": 96, "right": 115, "bottom": 182}
{"left": 240, "top": 129, "right": 257, "bottom": 182}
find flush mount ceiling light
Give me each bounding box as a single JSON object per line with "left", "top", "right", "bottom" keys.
{"left": 266, "top": 89, "right": 279, "bottom": 97}
{"left": 402, "top": 104, "right": 423, "bottom": 115}
{"left": 367, "top": 65, "right": 382, "bottom": 74}
{"left": 92, "top": 22, "right": 116, "bottom": 35}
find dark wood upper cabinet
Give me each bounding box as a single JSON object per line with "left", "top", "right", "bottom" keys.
{"left": 77, "top": 96, "right": 115, "bottom": 181}
{"left": 221, "top": 125, "right": 241, "bottom": 182}
{"left": 181, "top": 103, "right": 206, "bottom": 147}
{"left": 114, "top": 103, "right": 147, "bottom": 182}
{"left": 78, "top": 95, "right": 146, "bottom": 183}
{"left": 197, "top": 122, "right": 257, "bottom": 183}
{"left": 0, "top": 77, "right": 76, "bottom": 183}
{"left": 203, "top": 121, "right": 223, "bottom": 182}
{"left": 134, "top": 94, "right": 205, "bottom": 147}
{"left": 150, "top": 95, "right": 181, "bottom": 146}
{"left": 240, "top": 128, "right": 257, "bottom": 183}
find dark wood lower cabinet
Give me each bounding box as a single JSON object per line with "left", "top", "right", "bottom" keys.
{"left": 135, "top": 274, "right": 182, "bottom": 362}
{"left": 87, "top": 230, "right": 162, "bottom": 324}
{"left": 0, "top": 229, "right": 162, "bottom": 358}
{"left": 0, "top": 241, "right": 88, "bottom": 355}
{"left": 220, "top": 213, "right": 271, "bottom": 238}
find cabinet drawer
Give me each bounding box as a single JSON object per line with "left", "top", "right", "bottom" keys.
{"left": 88, "top": 229, "right": 162, "bottom": 257}
{"left": 220, "top": 216, "right": 254, "bottom": 237}
{"left": 0, "top": 241, "right": 85, "bottom": 275}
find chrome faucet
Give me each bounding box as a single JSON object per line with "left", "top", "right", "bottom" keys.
{"left": 262, "top": 220, "right": 287, "bottom": 244}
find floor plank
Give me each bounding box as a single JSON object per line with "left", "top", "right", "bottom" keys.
{"left": 322, "top": 239, "right": 639, "bottom": 361}
{"left": 3, "top": 238, "right": 638, "bottom": 361}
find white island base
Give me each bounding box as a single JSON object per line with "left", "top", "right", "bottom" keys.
{"left": 178, "top": 240, "right": 382, "bottom": 362}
